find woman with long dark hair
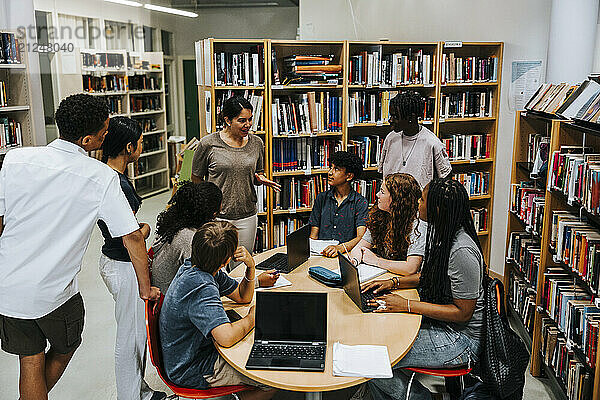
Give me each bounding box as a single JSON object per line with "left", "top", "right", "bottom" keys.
{"left": 151, "top": 181, "right": 278, "bottom": 293}
{"left": 348, "top": 173, "right": 425, "bottom": 275}
{"left": 360, "top": 178, "right": 485, "bottom": 400}
{"left": 191, "top": 96, "right": 280, "bottom": 268}
{"left": 97, "top": 116, "right": 165, "bottom": 400}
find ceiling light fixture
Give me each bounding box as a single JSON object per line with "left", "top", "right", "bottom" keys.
{"left": 196, "top": 2, "right": 278, "bottom": 7}
{"left": 144, "top": 3, "right": 198, "bottom": 17}
{"left": 104, "top": 0, "right": 143, "bottom": 7}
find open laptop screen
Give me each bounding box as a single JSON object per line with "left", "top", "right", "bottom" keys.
{"left": 254, "top": 292, "right": 327, "bottom": 343}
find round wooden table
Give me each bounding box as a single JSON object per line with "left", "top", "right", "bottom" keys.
{"left": 218, "top": 247, "right": 422, "bottom": 399}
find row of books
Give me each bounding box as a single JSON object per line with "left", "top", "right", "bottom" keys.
{"left": 273, "top": 175, "right": 328, "bottom": 211}
{"left": 272, "top": 138, "right": 342, "bottom": 173}
{"left": 0, "top": 118, "right": 22, "bottom": 149}
{"left": 135, "top": 117, "right": 158, "bottom": 133}
{"left": 254, "top": 221, "right": 269, "bottom": 254}
{"left": 273, "top": 217, "right": 309, "bottom": 248}
{"left": 142, "top": 135, "right": 164, "bottom": 153}
{"left": 272, "top": 93, "right": 342, "bottom": 135}
{"left": 276, "top": 54, "right": 342, "bottom": 85}
{"left": 548, "top": 147, "right": 600, "bottom": 214}
{"left": 456, "top": 171, "right": 490, "bottom": 197}
{"left": 81, "top": 52, "right": 126, "bottom": 69}
{"left": 440, "top": 54, "right": 498, "bottom": 84}
{"left": 215, "top": 91, "right": 263, "bottom": 132}
{"left": 507, "top": 231, "right": 540, "bottom": 287}
{"left": 471, "top": 207, "right": 488, "bottom": 232}
{"left": 551, "top": 211, "right": 600, "bottom": 295}
{"left": 129, "top": 75, "right": 160, "bottom": 91}
{"left": 0, "top": 81, "right": 7, "bottom": 107}
{"left": 525, "top": 83, "right": 579, "bottom": 116}
{"left": 509, "top": 182, "right": 544, "bottom": 237}
{"left": 106, "top": 96, "right": 125, "bottom": 115}
{"left": 255, "top": 184, "right": 268, "bottom": 213}
{"left": 0, "top": 32, "right": 21, "bottom": 64}
{"left": 347, "top": 90, "right": 435, "bottom": 125}
{"left": 130, "top": 96, "right": 161, "bottom": 113}
{"left": 549, "top": 79, "right": 600, "bottom": 123}
{"left": 542, "top": 269, "right": 599, "bottom": 370}
{"left": 347, "top": 135, "right": 383, "bottom": 168}
{"left": 352, "top": 179, "right": 382, "bottom": 206}
{"left": 439, "top": 89, "right": 494, "bottom": 119}
{"left": 82, "top": 75, "right": 126, "bottom": 93}
{"left": 541, "top": 315, "right": 594, "bottom": 400}
{"left": 527, "top": 133, "right": 550, "bottom": 179}
{"left": 348, "top": 49, "right": 435, "bottom": 86}
{"left": 508, "top": 273, "right": 536, "bottom": 336}
{"left": 214, "top": 49, "right": 265, "bottom": 87}
{"left": 441, "top": 133, "right": 492, "bottom": 161}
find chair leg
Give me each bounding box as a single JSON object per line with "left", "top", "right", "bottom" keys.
{"left": 406, "top": 372, "right": 416, "bottom": 400}
{"left": 444, "top": 376, "right": 464, "bottom": 400}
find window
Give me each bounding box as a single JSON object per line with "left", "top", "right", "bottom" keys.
{"left": 57, "top": 14, "right": 100, "bottom": 48}
{"left": 161, "top": 30, "right": 173, "bottom": 56}
{"left": 143, "top": 26, "right": 154, "bottom": 52}
{"left": 105, "top": 20, "right": 133, "bottom": 51}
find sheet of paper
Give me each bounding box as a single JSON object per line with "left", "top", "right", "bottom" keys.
{"left": 331, "top": 263, "right": 386, "bottom": 283}
{"left": 310, "top": 238, "right": 339, "bottom": 255}
{"left": 234, "top": 274, "right": 292, "bottom": 290}
{"left": 510, "top": 60, "right": 542, "bottom": 111}
{"left": 332, "top": 342, "right": 393, "bottom": 378}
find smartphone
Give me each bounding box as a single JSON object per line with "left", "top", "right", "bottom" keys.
{"left": 225, "top": 309, "right": 243, "bottom": 322}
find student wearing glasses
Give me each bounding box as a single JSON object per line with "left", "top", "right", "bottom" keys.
{"left": 379, "top": 92, "right": 451, "bottom": 188}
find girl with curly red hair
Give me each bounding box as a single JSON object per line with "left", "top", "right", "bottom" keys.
{"left": 349, "top": 173, "right": 425, "bottom": 275}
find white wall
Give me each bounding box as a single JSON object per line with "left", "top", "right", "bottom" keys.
{"left": 300, "top": 0, "right": 553, "bottom": 275}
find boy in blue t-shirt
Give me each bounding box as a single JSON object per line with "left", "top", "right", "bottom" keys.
{"left": 159, "top": 221, "right": 275, "bottom": 398}
{"left": 309, "top": 151, "right": 369, "bottom": 257}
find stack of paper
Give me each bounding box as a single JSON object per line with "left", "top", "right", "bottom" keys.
{"left": 310, "top": 238, "right": 339, "bottom": 255}
{"left": 332, "top": 342, "right": 393, "bottom": 378}
{"left": 233, "top": 275, "right": 292, "bottom": 290}
{"left": 332, "top": 263, "right": 387, "bottom": 283}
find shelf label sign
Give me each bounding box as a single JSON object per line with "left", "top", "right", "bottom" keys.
{"left": 444, "top": 41, "right": 463, "bottom": 48}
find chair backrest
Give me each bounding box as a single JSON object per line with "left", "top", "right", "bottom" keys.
{"left": 145, "top": 295, "right": 173, "bottom": 385}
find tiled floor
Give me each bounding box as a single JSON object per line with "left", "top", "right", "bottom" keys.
{"left": 0, "top": 191, "right": 557, "bottom": 399}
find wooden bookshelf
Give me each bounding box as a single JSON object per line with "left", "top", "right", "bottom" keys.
{"left": 505, "top": 111, "right": 600, "bottom": 400}
{"left": 0, "top": 31, "right": 35, "bottom": 166}
{"left": 75, "top": 49, "right": 170, "bottom": 198}
{"left": 438, "top": 41, "right": 503, "bottom": 265}
{"left": 195, "top": 40, "right": 503, "bottom": 254}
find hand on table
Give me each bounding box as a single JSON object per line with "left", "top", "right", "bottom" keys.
{"left": 234, "top": 246, "right": 255, "bottom": 269}
{"left": 258, "top": 270, "right": 280, "bottom": 287}
{"left": 321, "top": 244, "right": 341, "bottom": 258}
{"left": 361, "top": 278, "right": 394, "bottom": 295}
{"left": 367, "top": 293, "right": 409, "bottom": 313}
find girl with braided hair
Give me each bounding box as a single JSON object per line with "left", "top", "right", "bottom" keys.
{"left": 361, "top": 178, "right": 485, "bottom": 400}
{"left": 378, "top": 91, "right": 452, "bottom": 188}
{"left": 348, "top": 173, "right": 426, "bottom": 275}
{"left": 150, "top": 181, "right": 278, "bottom": 294}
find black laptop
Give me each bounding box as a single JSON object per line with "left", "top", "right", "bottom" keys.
{"left": 255, "top": 224, "right": 310, "bottom": 273}
{"left": 245, "top": 291, "right": 327, "bottom": 371}
{"left": 338, "top": 252, "right": 379, "bottom": 312}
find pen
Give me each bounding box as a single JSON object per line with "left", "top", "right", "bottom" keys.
{"left": 341, "top": 242, "right": 359, "bottom": 266}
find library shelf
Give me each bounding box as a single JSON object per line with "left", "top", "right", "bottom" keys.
{"left": 477, "top": 231, "right": 489, "bottom": 236}
{"left": 507, "top": 302, "right": 533, "bottom": 352}
{"left": 441, "top": 81, "right": 499, "bottom": 87}
{"left": 137, "top": 187, "right": 170, "bottom": 199}
{"left": 132, "top": 167, "right": 169, "bottom": 180}
{"left": 139, "top": 149, "right": 166, "bottom": 158}
{"left": 364, "top": 166, "right": 378, "bottom": 171}
{"left": 272, "top": 169, "right": 329, "bottom": 177}
{"left": 272, "top": 207, "right": 312, "bottom": 215}
{"left": 87, "top": 91, "right": 128, "bottom": 96}
{"left": 0, "top": 63, "right": 26, "bottom": 69}
{"left": 468, "top": 194, "right": 491, "bottom": 200}
{"left": 109, "top": 113, "right": 128, "bottom": 118}
{"left": 142, "top": 129, "right": 166, "bottom": 136}
{"left": 130, "top": 109, "right": 164, "bottom": 116}
{"left": 257, "top": 211, "right": 268, "bottom": 217}
{"left": 348, "top": 84, "right": 436, "bottom": 89}
{"left": 439, "top": 116, "right": 496, "bottom": 123}
{"left": 128, "top": 89, "right": 163, "bottom": 95}
{"left": 0, "top": 105, "right": 30, "bottom": 112}
{"left": 273, "top": 132, "right": 343, "bottom": 138}
{"left": 271, "top": 85, "right": 344, "bottom": 90}
{"left": 214, "top": 85, "right": 265, "bottom": 90}
{"left": 450, "top": 158, "right": 494, "bottom": 165}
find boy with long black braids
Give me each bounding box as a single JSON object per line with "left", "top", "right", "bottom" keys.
{"left": 379, "top": 92, "right": 452, "bottom": 188}
{"left": 360, "top": 178, "right": 484, "bottom": 400}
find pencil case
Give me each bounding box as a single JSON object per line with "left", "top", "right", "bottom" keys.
{"left": 308, "top": 266, "right": 342, "bottom": 288}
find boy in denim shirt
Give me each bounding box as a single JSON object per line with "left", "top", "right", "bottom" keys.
{"left": 160, "top": 221, "right": 275, "bottom": 399}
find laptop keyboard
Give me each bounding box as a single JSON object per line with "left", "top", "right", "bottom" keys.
{"left": 361, "top": 290, "right": 377, "bottom": 311}
{"left": 256, "top": 254, "right": 288, "bottom": 271}
{"left": 250, "top": 344, "right": 325, "bottom": 360}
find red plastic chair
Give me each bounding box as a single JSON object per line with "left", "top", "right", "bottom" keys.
{"left": 404, "top": 282, "right": 503, "bottom": 399}
{"left": 144, "top": 295, "right": 251, "bottom": 399}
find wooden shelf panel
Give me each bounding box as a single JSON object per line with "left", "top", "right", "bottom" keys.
{"left": 273, "top": 207, "right": 312, "bottom": 215}
{"left": 439, "top": 116, "right": 496, "bottom": 123}
{"left": 0, "top": 105, "right": 30, "bottom": 112}
{"left": 132, "top": 167, "right": 168, "bottom": 180}
{"left": 450, "top": 158, "right": 494, "bottom": 165}
{"left": 441, "top": 81, "right": 498, "bottom": 87}
{"left": 273, "top": 169, "right": 329, "bottom": 177}
{"left": 214, "top": 86, "right": 265, "bottom": 90}
{"left": 348, "top": 84, "right": 436, "bottom": 89}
